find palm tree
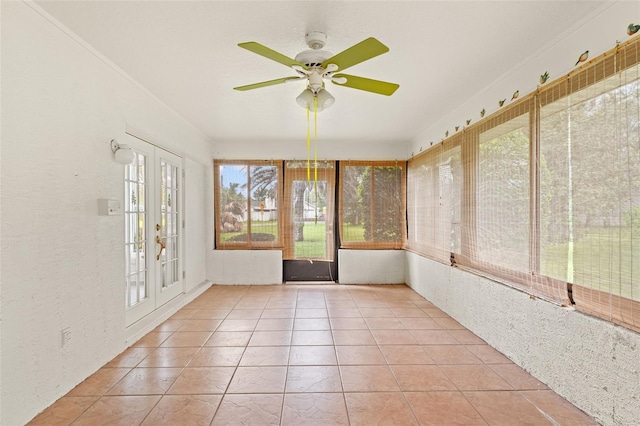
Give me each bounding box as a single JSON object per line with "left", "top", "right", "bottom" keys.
{"left": 220, "top": 182, "right": 245, "bottom": 233}
{"left": 246, "top": 166, "right": 278, "bottom": 200}
{"left": 242, "top": 164, "right": 330, "bottom": 242}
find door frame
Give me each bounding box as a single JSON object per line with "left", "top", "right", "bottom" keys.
{"left": 124, "top": 133, "right": 184, "bottom": 326}
{"left": 282, "top": 160, "right": 339, "bottom": 282}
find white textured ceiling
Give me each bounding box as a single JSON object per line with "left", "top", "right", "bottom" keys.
{"left": 36, "top": 1, "right": 603, "bottom": 146}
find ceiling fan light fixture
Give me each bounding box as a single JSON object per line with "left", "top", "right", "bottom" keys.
{"left": 296, "top": 88, "right": 315, "bottom": 109}
{"left": 316, "top": 88, "right": 335, "bottom": 109}
{"left": 235, "top": 34, "right": 399, "bottom": 105}
{"left": 296, "top": 88, "right": 334, "bottom": 111}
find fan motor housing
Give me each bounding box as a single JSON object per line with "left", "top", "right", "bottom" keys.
{"left": 294, "top": 49, "right": 333, "bottom": 67}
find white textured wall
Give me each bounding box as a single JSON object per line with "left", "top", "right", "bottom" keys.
{"left": 210, "top": 250, "right": 283, "bottom": 284}
{"left": 213, "top": 138, "right": 407, "bottom": 160}
{"left": 1, "top": 3, "right": 213, "bottom": 424}
{"left": 184, "top": 158, "right": 207, "bottom": 293}
{"left": 403, "top": 3, "right": 640, "bottom": 423}
{"left": 206, "top": 121, "right": 407, "bottom": 285}
{"left": 408, "top": 1, "right": 639, "bottom": 156}
{"left": 206, "top": 249, "right": 407, "bottom": 286}
{"left": 406, "top": 251, "right": 640, "bottom": 426}
{"left": 338, "top": 249, "right": 405, "bottom": 284}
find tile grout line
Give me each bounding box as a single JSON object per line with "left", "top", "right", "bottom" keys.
{"left": 279, "top": 287, "right": 298, "bottom": 425}
{"left": 323, "top": 290, "right": 353, "bottom": 426}
{"left": 379, "top": 301, "right": 423, "bottom": 425}
{"left": 204, "top": 292, "right": 248, "bottom": 424}
{"left": 34, "top": 285, "right": 596, "bottom": 425}
{"left": 140, "top": 306, "right": 224, "bottom": 424}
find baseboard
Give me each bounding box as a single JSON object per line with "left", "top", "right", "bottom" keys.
{"left": 125, "top": 280, "right": 212, "bottom": 345}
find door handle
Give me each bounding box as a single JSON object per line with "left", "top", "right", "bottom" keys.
{"left": 156, "top": 235, "right": 166, "bottom": 260}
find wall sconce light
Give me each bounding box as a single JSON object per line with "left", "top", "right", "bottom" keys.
{"left": 110, "top": 139, "right": 135, "bottom": 165}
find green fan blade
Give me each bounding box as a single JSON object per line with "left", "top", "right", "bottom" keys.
{"left": 234, "top": 77, "right": 302, "bottom": 91}
{"left": 332, "top": 74, "right": 399, "bottom": 96}
{"left": 238, "top": 42, "right": 308, "bottom": 69}
{"left": 322, "top": 38, "right": 389, "bottom": 72}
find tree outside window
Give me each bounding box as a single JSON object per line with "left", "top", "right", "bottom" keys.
{"left": 214, "top": 161, "right": 282, "bottom": 248}
{"left": 340, "top": 161, "right": 406, "bottom": 249}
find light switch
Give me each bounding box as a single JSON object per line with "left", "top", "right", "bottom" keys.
{"left": 98, "top": 199, "right": 121, "bottom": 216}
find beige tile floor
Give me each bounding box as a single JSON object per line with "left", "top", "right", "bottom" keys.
{"left": 29, "top": 284, "right": 598, "bottom": 425}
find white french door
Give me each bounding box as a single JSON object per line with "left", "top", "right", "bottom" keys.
{"left": 124, "top": 134, "right": 183, "bottom": 326}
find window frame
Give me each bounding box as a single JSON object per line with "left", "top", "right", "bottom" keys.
{"left": 213, "top": 159, "right": 284, "bottom": 250}
{"left": 536, "top": 42, "right": 640, "bottom": 330}
{"left": 406, "top": 136, "right": 463, "bottom": 263}
{"left": 339, "top": 160, "right": 407, "bottom": 250}
{"left": 406, "top": 37, "right": 640, "bottom": 331}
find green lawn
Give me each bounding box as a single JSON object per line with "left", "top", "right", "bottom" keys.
{"left": 220, "top": 220, "right": 367, "bottom": 255}
{"left": 221, "top": 221, "right": 639, "bottom": 301}
{"left": 294, "top": 222, "right": 370, "bottom": 258}
{"left": 294, "top": 222, "right": 326, "bottom": 258}
{"left": 220, "top": 220, "right": 278, "bottom": 242}
{"left": 542, "top": 226, "right": 640, "bottom": 300}
{"left": 251, "top": 221, "right": 279, "bottom": 238}
{"left": 342, "top": 223, "right": 365, "bottom": 241}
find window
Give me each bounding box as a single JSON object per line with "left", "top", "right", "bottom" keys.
{"left": 407, "top": 139, "right": 462, "bottom": 262}
{"left": 339, "top": 161, "right": 406, "bottom": 249}
{"left": 476, "top": 113, "right": 530, "bottom": 273}
{"left": 214, "top": 160, "right": 282, "bottom": 249}
{"left": 461, "top": 104, "right": 567, "bottom": 302}
{"left": 406, "top": 37, "right": 640, "bottom": 331}
{"left": 539, "top": 46, "right": 640, "bottom": 330}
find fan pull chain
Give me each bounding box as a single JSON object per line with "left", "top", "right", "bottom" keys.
{"left": 306, "top": 106, "right": 311, "bottom": 181}
{"left": 314, "top": 97, "right": 318, "bottom": 185}
{"left": 314, "top": 96, "right": 318, "bottom": 224}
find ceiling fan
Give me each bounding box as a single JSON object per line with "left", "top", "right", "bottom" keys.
{"left": 233, "top": 32, "right": 399, "bottom": 111}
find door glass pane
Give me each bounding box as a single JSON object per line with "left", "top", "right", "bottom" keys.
{"left": 292, "top": 180, "right": 330, "bottom": 259}
{"left": 284, "top": 161, "right": 335, "bottom": 261}
{"left": 159, "top": 159, "right": 179, "bottom": 289}
{"left": 137, "top": 271, "right": 146, "bottom": 300}
{"left": 124, "top": 152, "right": 147, "bottom": 308}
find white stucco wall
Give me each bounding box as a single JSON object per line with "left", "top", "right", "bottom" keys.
{"left": 338, "top": 249, "right": 405, "bottom": 284}
{"left": 206, "top": 249, "right": 406, "bottom": 285}
{"left": 213, "top": 138, "right": 407, "bottom": 161}
{"left": 408, "top": 0, "right": 639, "bottom": 157}
{"left": 4, "top": 1, "right": 637, "bottom": 425}
{"left": 406, "top": 251, "right": 640, "bottom": 426}
{"left": 184, "top": 158, "right": 208, "bottom": 293}
{"left": 209, "top": 250, "right": 283, "bottom": 284}
{"left": 1, "top": 3, "right": 214, "bottom": 424}
{"left": 206, "top": 127, "right": 408, "bottom": 286}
